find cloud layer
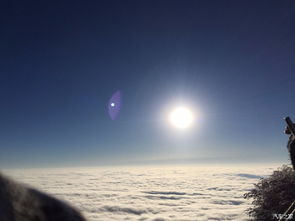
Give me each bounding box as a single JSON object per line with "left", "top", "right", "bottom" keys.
{"left": 3, "top": 165, "right": 278, "bottom": 221}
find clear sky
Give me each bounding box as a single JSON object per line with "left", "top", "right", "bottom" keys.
{"left": 1, "top": 1, "right": 295, "bottom": 168}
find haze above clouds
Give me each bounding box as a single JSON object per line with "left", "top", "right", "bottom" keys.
{"left": 3, "top": 165, "right": 279, "bottom": 221}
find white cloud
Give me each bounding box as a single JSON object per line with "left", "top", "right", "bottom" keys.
{"left": 3, "top": 164, "right": 279, "bottom": 221}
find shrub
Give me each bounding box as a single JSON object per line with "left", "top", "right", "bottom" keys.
{"left": 244, "top": 165, "right": 295, "bottom": 220}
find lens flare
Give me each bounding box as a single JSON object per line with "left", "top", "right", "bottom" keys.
{"left": 108, "top": 91, "right": 122, "bottom": 120}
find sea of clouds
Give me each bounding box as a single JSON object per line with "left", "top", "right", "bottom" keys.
{"left": 3, "top": 164, "right": 280, "bottom": 221}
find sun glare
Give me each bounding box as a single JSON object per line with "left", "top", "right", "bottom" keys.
{"left": 169, "top": 107, "right": 194, "bottom": 129}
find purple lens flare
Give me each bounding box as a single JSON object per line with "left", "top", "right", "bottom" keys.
{"left": 108, "top": 90, "right": 122, "bottom": 120}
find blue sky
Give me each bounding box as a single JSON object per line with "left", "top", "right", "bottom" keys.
{"left": 0, "top": 1, "right": 295, "bottom": 168}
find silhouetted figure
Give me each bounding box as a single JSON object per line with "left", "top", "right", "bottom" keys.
{"left": 0, "top": 173, "right": 86, "bottom": 221}
{"left": 287, "top": 136, "right": 295, "bottom": 170}
{"left": 285, "top": 117, "right": 295, "bottom": 170}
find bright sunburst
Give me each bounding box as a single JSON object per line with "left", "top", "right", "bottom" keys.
{"left": 169, "top": 107, "right": 194, "bottom": 129}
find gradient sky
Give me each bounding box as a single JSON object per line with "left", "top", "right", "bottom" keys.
{"left": 1, "top": 1, "right": 295, "bottom": 168}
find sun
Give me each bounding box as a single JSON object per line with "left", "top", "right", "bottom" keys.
{"left": 169, "top": 107, "right": 194, "bottom": 129}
